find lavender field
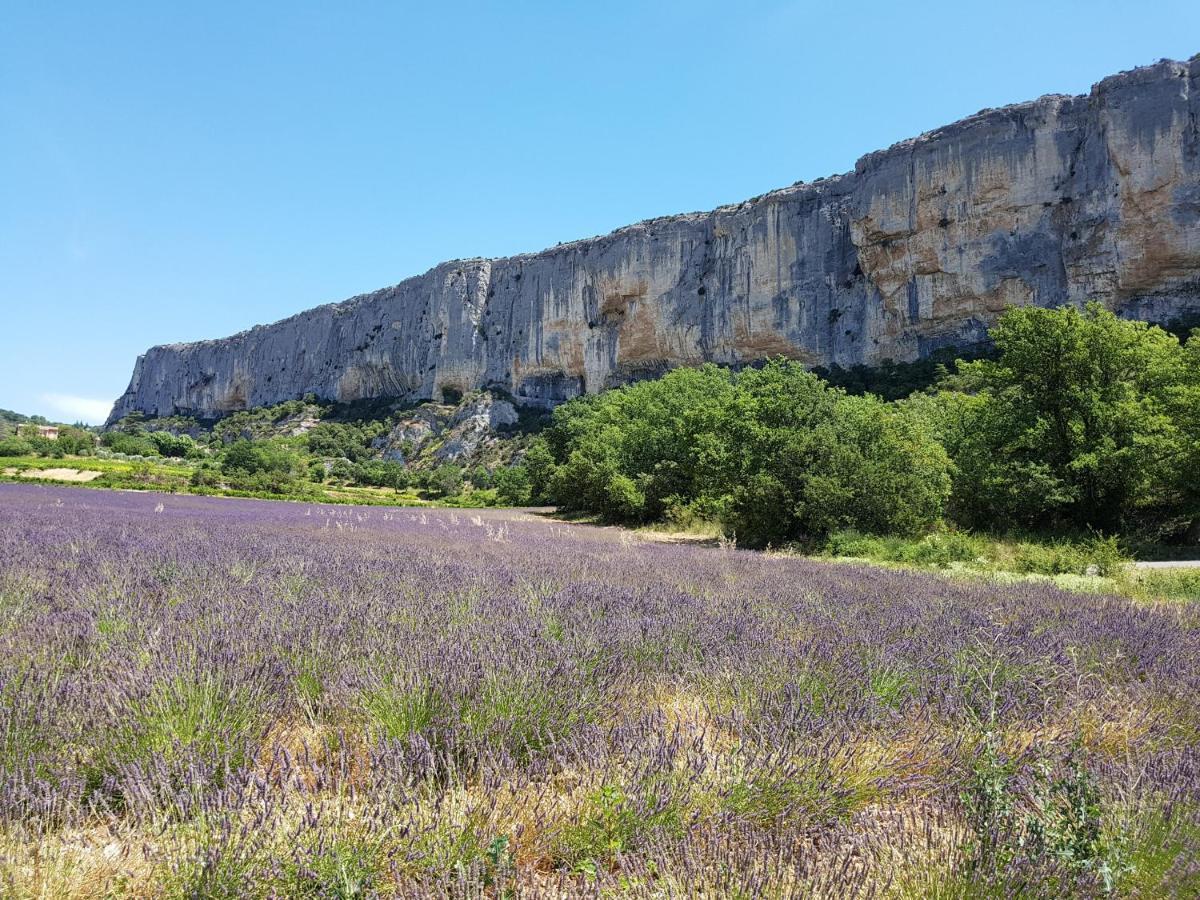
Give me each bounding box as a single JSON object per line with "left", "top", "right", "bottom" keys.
{"left": 1, "top": 484, "right": 1197, "bottom": 897}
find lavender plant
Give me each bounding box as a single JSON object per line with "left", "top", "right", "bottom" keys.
{"left": 0, "top": 482, "right": 1197, "bottom": 897}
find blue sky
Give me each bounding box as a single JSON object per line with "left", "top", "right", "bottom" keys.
{"left": 3, "top": 2, "right": 1198, "bottom": 423}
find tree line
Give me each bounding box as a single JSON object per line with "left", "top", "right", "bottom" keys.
{"left": 502, "top": 304, "right": 1200, "bottom": 548}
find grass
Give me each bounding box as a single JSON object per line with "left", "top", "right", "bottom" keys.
{"left": 1120, "top": 568, "right": 1200, "bottom": 603}
{"left": 819, "top": 528, "right": 1131, "bottom": 577}
{"left": 359, "top": 679, "right": 447, "bottom": 742}
{"left": 816, "top": 528, "right": 1200, "bottom": 604}
{"left": 628, "top": 519, "right": 1200, "bottom": 604}
{"left": 0, "top": 454, "right": 478, "bottom": 509}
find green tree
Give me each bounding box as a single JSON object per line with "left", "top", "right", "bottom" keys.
{"left": 721, "top": 363, "right": 950, "bottom": 546}
{"left": 546, "top": 364, "right": 738, "bottom": 521}
{"left": 52, "top": 426, "right": 96, "bottom": 455}
{"left": 494, "top": 465, "right": 532, "bottom": 505}
{"left": 306, "top": 423, "right": 373, "bottom": 462}
{"left": 357, "top": 460, "right": 409, "bottom": 489}
{"left": 147, "top": 430, "right": 194, "bottom": 458}
{"left": 429, "top": 463, "right": 464, "bottom": 497}
{"left": 101, "top": 431, "right": 159, "bottom": 457}
{"left": 944, "top": 303, "right": 1186, "bottom": 533}
{"left": 522, "top": 438, "right": 557, "bottom": 504}
{"left": 541, "top": 358, "right": 949, "bottom": 545}
{"left": 221, "top": 439, "right": 299, "bottom": 476}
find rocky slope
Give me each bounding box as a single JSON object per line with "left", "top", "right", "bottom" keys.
{"left": 109, "top": 56, "right": 1200, "bottom": 423}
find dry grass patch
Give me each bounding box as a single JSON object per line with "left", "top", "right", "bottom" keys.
{"left": 0, "top": 824, "right": 159, "bottom": 900}
{"left": 18, "top": 468, "right": 102, "bottom": 483}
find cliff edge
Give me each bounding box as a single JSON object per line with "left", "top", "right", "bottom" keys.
{"left": 109, "top": 56, "right": 1200, "bottom": 423}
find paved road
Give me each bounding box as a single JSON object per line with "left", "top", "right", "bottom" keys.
{"left": 1134, "top": 560, "right": 1200, "bottom": 569}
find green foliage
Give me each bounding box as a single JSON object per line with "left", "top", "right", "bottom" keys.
{"left": 429, "top": 463, "right": 464, "bottom": 498}
{"left": 522, "top": 438, "right": 556, "bottom": 503}
{"left": 723, "top": 768, "right": 864, "bottom": 828}
{"left": 219, "top": 439, "right": 308, "bottom": 494}
{"left": 1123, "top": 568, "right": 1200, "bottom": 603}
{"left": 147, "top": 430, "right": 195, "bottom": 458}
{"left": 94, "top": 674, "right": 266, "bottom": 788}
{"left": 278, "top": 837, "right": 386, "bottom": 899}
{"left": 0, "top": 408, "right": 48, "bottom": 431}
{"left": 306, "top": 422, "right": 377, "bottom": 462}
{"left": 360, "top": 681, "right": 447, "bottom": 742}
{"left": 101, "top": 430, "right": 160, "bottom": 457}
{"left": 821, "top": 529, "right": 1130, "bottom": 577}
{"left": 0, "top": 437, "right": 32, "bottom": 456}
{"left": 815, "top": 344, "right": 996, "bottom": 401}
{"left": 324, "top": 457, "right": 360, "bottom": 483}
{"left": 543, "top": 360, "right": 950, "bottom": 547}
{"left": 962, "top": 742, "right": 1125, "bottom": 889}
{"left": 547, "top": 364, "right": 737, "bottom": 524}
{"left": 723, "top": 366, "right": 950, "bottom": 545}
{"left": 493, "top": 465, "right": 532, "bottom": 506}
{"left": 557, "top": 784, "right": 682, "bottom": 874}
{"left": 356, "top": 459, "right": 409, "bottom": 489}
{"left": 53, "top": 425, "right": 97, "bottom": 455}
{"left": 932, "top": 303, "right": 1198, "bottom": 536}
{"left": 221, "top": 439, "right": 299, "bottom": 476}
{"left": 459, "top": 674, "right": 593, "bottom": 765}
{"left": 1112, "top": 804, "right": 1200, "bottom": 897}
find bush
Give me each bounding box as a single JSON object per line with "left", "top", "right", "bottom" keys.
{"left": 0, "top": 437, "right": 32, "bottom": 457}
{"left": 522, "top": 438, "right": 556, "bottom": 504}
{"left": 56, "top": 426, "right": 97, "bottom": 455}
{"left": 494, "top": 465, "right": 532, "bottom": 506}
{"left": 147, "top": 430, "right": 194, "bottom": 458}
{"left": 357, "top": 460, "right": 409, "bottom": 490}
{"left": 306, "top": 423, "right": 374, "bottom": 462}
{"left": 325, "top": 458, "right": 359, "bottom": 483}
{"left": 190, "top": 466, "right": 221, "bottom": 488}
{"left": 102, "top": 431, "right": 159, "bottom": 457}
{"left": 221, "top": 440, "right": 301, "bottom": 478}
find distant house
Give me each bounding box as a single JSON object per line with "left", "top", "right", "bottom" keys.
{"left": 34, "top": 425, "right": 59, "bottom": 440}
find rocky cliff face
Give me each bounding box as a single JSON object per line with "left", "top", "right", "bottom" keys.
{"left": 109, "top": 56, "right": 1200, "bottom": 423}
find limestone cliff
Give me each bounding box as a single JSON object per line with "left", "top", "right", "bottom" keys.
{"left": 108, "top": 56, "right": 1200, "bottom": 423}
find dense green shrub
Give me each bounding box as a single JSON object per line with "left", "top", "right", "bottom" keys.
{"left": 147, "top": 430, "right": 195, "bottom": 458}
{"left": 546, "top": 364, "right": 738, "bottom": 523}
{"left": 0, "top": 437, "right": 33, "bottom": 456}
{"left": 522, "top": 438, "right": 556, "bottom": 504}
{"left": 542, "top": 361, "right": 950, "bottom": 547}
{"left": 720, "top": 365, "right": 950, "bottom": 546}
{"left": 357, "top": 460, "right": 409, "bottom": 489}
{"left": 101, "top": 431, "right": 159, "bottom": 457}
{"left": 306, "top": 422, "right": 378, "bottom": 462}
{"left": 211, "top": 441, "right": 316, "bottom": 495}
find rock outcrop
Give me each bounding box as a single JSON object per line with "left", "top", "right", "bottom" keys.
{"left": 372, "top": 393, "right": 520, "bottom": 465}
{"left": 109, "top": 56, "right": 1200, "bottom": 423}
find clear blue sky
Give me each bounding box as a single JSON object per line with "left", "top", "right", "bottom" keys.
{"left": 3, "top": 2, "right": 1197, "bottom": 423}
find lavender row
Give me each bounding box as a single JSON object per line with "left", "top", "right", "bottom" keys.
{"left": 1, "top": 483, "right": 1197, "bottom": 896}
